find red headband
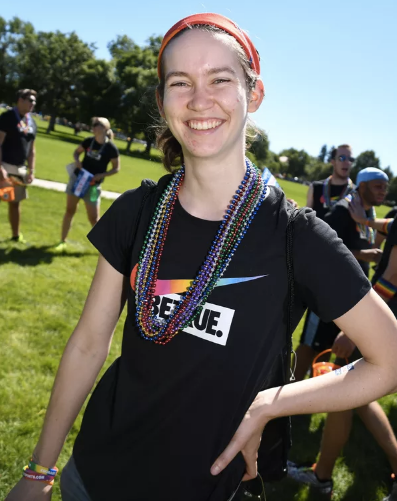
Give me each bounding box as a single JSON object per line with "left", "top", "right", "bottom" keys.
{"left": 157, "top": 13, "right": 261, "bottom": 79}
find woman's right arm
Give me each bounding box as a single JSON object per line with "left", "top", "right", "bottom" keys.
{"left": 6, "top": 255, "right": 127, "bottom": 499}
{"left": 73, "top": 144, "right": 85, "bottom": 169}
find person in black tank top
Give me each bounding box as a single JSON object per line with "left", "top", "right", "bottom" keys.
{"left": 294, "top": 144, "right": 356, "bottom": 383}
{"left": 289, "top": 169, "right": 397, "bottom": 501}
{"left": 306, "top": 144, "right": 355, "bottom": 220}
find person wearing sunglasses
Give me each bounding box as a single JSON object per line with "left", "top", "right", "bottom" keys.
{"left": 5, "top": 14, "right": 397, "bottom": 501}
{"left": 306, "top": 144, "right": 355, "bottom": 220}
{"left": 55, "top": 117, "right": 120, "bottom": 251}
{"left": 289, "top": 168, "right": 397, "bottom": 500}
{"left": 0, "top": 89, "right": 37, "bottom": 243}
{"left": 294, "top": 145, "right": 356, "bottom": 381}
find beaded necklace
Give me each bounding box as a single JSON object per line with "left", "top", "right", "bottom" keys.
{"left": 322, "top": 176, "right": 354, "bottom": 208}
{"left": 135, "top": 159, "right": 267, "bottom": 345}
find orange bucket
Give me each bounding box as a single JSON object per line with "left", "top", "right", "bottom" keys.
{"left": 312, "top": 349, "right": 348, "bottom": 377}
{"left": 0, "top": 185, "right": 15, "bottom": 202}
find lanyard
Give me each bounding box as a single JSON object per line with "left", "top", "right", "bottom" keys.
{"left": 13, "top": 107, "right": 33, "bottom": 133}
{"left": 322, "top": 176, "right": 354, "bottom": 208}
{"left": 88, "top": 137, "right": 108, "bottom": 156}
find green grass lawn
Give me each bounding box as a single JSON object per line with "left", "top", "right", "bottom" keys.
{"left": 0, "top": 127, "right": 395, "bottom": 500}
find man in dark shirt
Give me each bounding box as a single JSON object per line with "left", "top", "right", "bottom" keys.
{"left": 294, "top": 144, "right": 356, "bottom": 381}
{"left": 306, "top": 144, "right": 355, "bottom": 220}
{"left": 0, "top": 89, "right": 37, "bottom": 242}
{"left": 289, "top": 168, "right": 397, "bottom": 501}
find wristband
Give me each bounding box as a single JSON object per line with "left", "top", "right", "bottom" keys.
{"left": 23, "top": 466, "right": 56, "bottom": 485}
{"left": 28, "top": 459, "right": 58, "bottom": 476}
{"left": 382, "top": 219, "right": 394, "bottom": 235}
{"left": 373, "top": 277, "right": 397, "bottom": 300}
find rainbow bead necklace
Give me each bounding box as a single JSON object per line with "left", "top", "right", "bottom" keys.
{"left": 135, "top": 158, "right": 267, "bottom": 345}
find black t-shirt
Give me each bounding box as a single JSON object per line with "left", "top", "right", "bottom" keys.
{"left": 372, "top": 216, "right": 397, "bottom": 315}
{"left": 324, "top": 198, "right": 374, "bottom": 276}
{"left": 311, "top": 179, "right": 354, "bottom": 220}
{"left": 0, "top": 108, "right": 37, "bottom": 165}
{"left": 80, "top": 137, "right": 119, "bottom": 178}
{"left": 373, "top": 216, "right": 397, "bottom": 283}
{"left": 73, "top": 184, "right": 370, "bottom": 501}
{"left": 378, "top": 207, "right": 397, "bottom": 237}
{"left": 385, "top": 207, "right": 397, "bottom": 219}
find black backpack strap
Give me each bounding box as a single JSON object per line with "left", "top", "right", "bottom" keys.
{"left": 286, "top": 207, "right": 304, "bottom": 381}
{"left": 132, "top": 179, "right": 157, "bottom": 244}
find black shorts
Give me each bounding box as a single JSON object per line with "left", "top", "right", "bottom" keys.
{"left": 300, "top": 310, "right": 340, "bottom": 353}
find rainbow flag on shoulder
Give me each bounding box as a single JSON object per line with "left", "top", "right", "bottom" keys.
{"left": 261, "top": 167, "right": 280, "bottom": 188}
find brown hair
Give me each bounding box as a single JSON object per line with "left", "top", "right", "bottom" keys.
{"left": 156, "top": 25, "right": 260, "bottom": 173}
{"left": 331, "top": 144, "right": 352, "bottom": 160}
{"left": 16, "top": 89, "right": 37, "bottom": 101}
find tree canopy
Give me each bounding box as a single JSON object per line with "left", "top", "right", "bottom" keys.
{"left": 0, "top": 17, "right": 389, "bottom": 175}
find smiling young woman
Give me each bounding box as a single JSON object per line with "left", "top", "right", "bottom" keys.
{"left": 5, "top": 13, "right": 397, "bottom": 501}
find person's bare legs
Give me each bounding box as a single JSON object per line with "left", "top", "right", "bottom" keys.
{"left": 314, "top": 410, "right": 354, "bottom": 480}
{"left": 84, "top": 199, "right": 100, "bottom": 227}
{"left": 8, "top": 201, "right": 20, "bottom": 238}
{"left": 357, "top": 401, "right": 397, "bottom": 474}
{"left": 61, "top": 195, "right": 80, "bottom": 242}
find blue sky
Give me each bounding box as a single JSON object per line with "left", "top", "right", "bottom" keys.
{"left": 4, "top": 0, "right": 396, "bottom": 173}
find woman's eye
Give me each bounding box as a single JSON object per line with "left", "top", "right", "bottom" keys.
{"left": 170, "top": 81, "right": 188, "bottom": 87}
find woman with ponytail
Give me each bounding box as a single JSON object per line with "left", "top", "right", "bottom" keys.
{"left": 55, "top": 117, "right": 120, "bottom": 250}
{"left": 6, "top": 13, "right": 397, "bottom": 501}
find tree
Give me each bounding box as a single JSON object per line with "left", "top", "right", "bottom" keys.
{"left": 248, "top": 128, "right": 269, "bottom": 167}
{"left": 318, "top": 144, "right": 327, "bottom": 163}
{"left": 351, "top": 150, "right": 380, "bottom": 180}
{"left": 109, "top": 35, "right": 162, "bottom": 154}
{"left": 17, "top": 30, "right": 95, "bottom": 132}
{"left": 386, "top": 177, "right": 397, "bottom": 205}
{"left": 77, "top": 58, "right": 121, "bottom": 123}
{"left": 305, "top": 157, "right": 332, "bottom": 181}
{"left": 279, "top": 148, "right": 310, "bottom": 178}
{"left": 0, "top": 17, "right": 34, "bottom": 104}
{"left": 326, "top": 145, "right": 335, "bottom": 163}
{"left": 383, "top": 166, "right": 394, "bottom": 182}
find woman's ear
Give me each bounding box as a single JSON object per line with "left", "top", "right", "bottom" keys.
{"left": 156, "top": 89, "right": 166, "bottom": 119}
{"left": 248, "top": 79, "right": 265, "bottom": 113}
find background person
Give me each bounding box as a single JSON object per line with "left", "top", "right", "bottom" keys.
{"left": 0, "top": 88, "right": 37, "bottom": 243}
{"left": 288, "top": 169, "right": 397, "bottom": 500}
{"left": 306, "top": 144, "right": 355, "bottom": 219}
{"left": 55, "top": 117, "right": 120, "bottom": 251}
{"left": 6, "top": 14, "right": 397, "bottom": 501}
{"left": 294, "top": 144, "right": 356, "bottom": 380}
{"left": 294, "top": 165, "right": 385, "bottom": 381}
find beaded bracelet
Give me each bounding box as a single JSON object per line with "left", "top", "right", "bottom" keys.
{"left": 22, "top": 466, "right": 56, "bottom": 485}
{"left": 373, "top": 277, "right": 397, "bottom": 301}
{"left": 28, "top": 459, "right": 58, "bottom": 477}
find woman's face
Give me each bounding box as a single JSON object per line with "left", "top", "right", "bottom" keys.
{"left": 160, "top": 30, "right": 259, "bottom": 163}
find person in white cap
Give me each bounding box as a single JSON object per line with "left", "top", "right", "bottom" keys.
{"left": 289, "top": 167, "right": 397, "bottom": 500}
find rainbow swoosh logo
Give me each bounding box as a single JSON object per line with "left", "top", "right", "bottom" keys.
{"left": 130, "top": 264, "right": 267, "bottom": 295}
